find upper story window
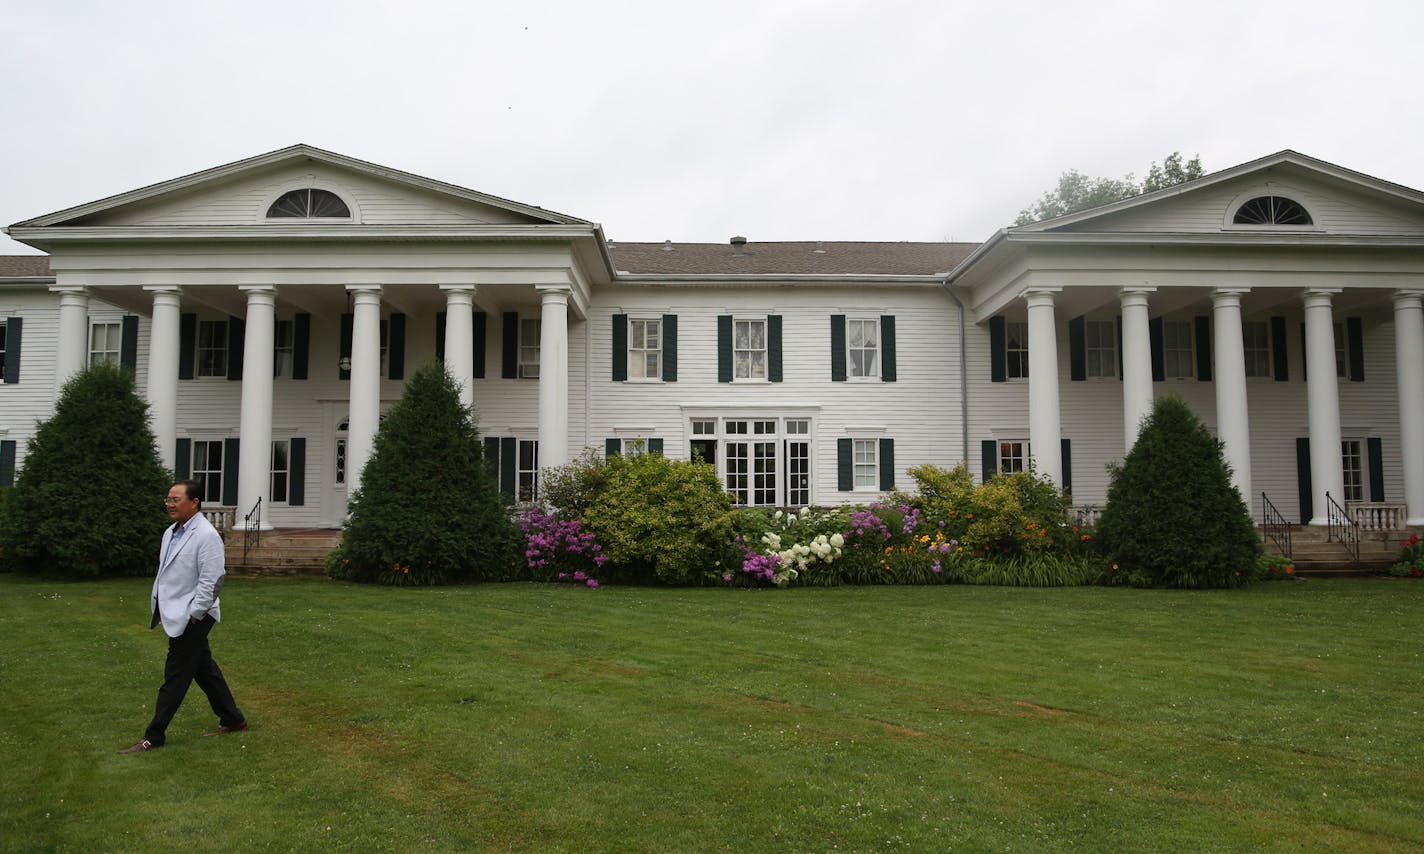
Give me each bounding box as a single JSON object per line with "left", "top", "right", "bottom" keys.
{"left": 519, "top": 319, "right": 541, "bottom": 379}
{"left": 1232, "top": 195, "right": 1312, "bottom": 226}
{"left": 1006, "top": 321, "right": 1029, "bottom": 379}
{"left": 1085, "top": 320, "right": 1116, "bottom": 378}
{"left": 197, "top": 320, "right": 228, "bottom": 377}
{"left": 1243, "top": 321, "right": 1272, "bottom": 378}
{"left": 734, "top": 319, "right": 768, "bottom": 380}
{"left": 847, "top": 318, "right": 879, "bottom": 378}
{"left": 1162, "top": 320, "right": 1195, "bottom": 379}
{"left": 629, "top": 318, "right": 661, "bottom": 379}
{"left": 266, "top": 188, "right": 351, "bottom": 219}
{"left": 89, "top": 321, "right": 122, "bottom": 367}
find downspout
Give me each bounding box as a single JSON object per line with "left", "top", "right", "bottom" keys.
{"left": 941, "top": 277, "right": 970, "bottom": 465}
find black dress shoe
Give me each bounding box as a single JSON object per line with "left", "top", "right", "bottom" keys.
{"left": 118, "top": 739, "right": 157, "bottom": 754}
{"left": 204, "top": 720, "right": 248, "bottom": 736}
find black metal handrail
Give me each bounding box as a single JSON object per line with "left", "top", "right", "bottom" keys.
{"left": 1261, "top": 492, "right": 1291, "bottom": 558}
{"left": 243, "top": 497, "right": 262, "bottom": 561}
{"left": 1324, "top": 491, "right": 1360, "bottom": 563}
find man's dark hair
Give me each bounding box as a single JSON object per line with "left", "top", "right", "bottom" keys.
{"left": 173, "top": 479, "right": 204, "bottom": 505}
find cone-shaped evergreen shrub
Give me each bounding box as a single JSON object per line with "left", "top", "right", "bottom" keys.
{"left": 0, "top": 363, "right": 170, "bottom": 576}
{"left": 338, "top": 361, "right": 514, "bottom": 585}
{"left": 1096, "top": 395, "right": 1261, "bottom": 587}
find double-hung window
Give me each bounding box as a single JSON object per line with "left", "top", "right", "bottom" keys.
{"left": 270, "top": 440, "right": 290, "bottom": 503}
{"left": 1162, "top": 321, "right": 1195, "bottom": 379}
{"left": 197, "top": 320, "right": 228, "bottom": 377}
{"left": 517, "top": 439, "right": 539, "bottom": 502}
{"left": 847, "top": 319, "right": 878, "bottom": 378}
{"left": 0, "top": 320, "right": 7, "bottom": 381}
{"left": 520, "top": 319, "right": 541, "bottom": 379}
{"left": 999, "top": 440, "right": 1029, "bottom": 474}
{"left": 1243, "top": 321, "right": 1271, "bottom": 378}
{"left": 89, "top": 321, "right": 122, "bottom": 367}
{"left": 274, "top": 320, "right": 295, "bottom": 378}
{"left": 1341, "top": 439, "right": 1364, "bottom": 502}
{"left": 1006, "top": 321, "right": 1029, "bottom": 379}
{"left": 192, "top": 440, "right": 224, "bottom": 504}
{"left": 853, "top": 438, "right": 879, "bottom": 488}
{"left": 734, "top": 319, "right": 767, "bottom": 380}
{"left": 629, "top": 318, "right": 660, "bottom": 379}
{"left": 1085, "top": 320, "right": 1115, "bottom": 378}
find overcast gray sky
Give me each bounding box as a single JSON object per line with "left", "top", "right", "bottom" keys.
{"left": 3, "top": 0, "right": 1422, "bottom": 254}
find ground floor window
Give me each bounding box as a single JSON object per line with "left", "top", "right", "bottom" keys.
{"left": 693, "top": 416, "right": 813, "bottom": 507}
{"left": 518, "top": 439, "right": 539, "bottom": 503}
{"left": 999, "top": 440, "right": 1029, "bottom": 474}
{"left": 192, "top": 440, "right": 223, "bottom": 504}
{"left": 1342, "top": 439, "right": 1364, "bottom": 503}
{"left": 271, "top": 440, "right": 290, "bottom": 503}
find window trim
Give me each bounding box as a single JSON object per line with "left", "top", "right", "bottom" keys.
{"left": 1161, "top": 319, "right": 1195, "bottom": 380}
{"left": 627, "top": 317, "right": 662, "bottom": 382}
{"left": 1222, "top": 187, "right": 1320, "bottom": 231}
{"left": 190, "top": 439, "right": 225, "bottom": 506}
{"left": 273, "top": 319, "right": 296, "bottom": 379}
{"left": 1083, "top": 318, "right": 1116, "bottom": 379}
{"left": 845, "top": 317, "right": 880, "bottom": 381}
{"left": 1005, "top": 320, "right": 1029, "bottom": 380}
{"left": 998, "top": 439, "right": 1030, "bottom": 474}
{"left": 732, "top": 317, "right": 769, "bottom": 382}
{"left": 270, "top": 439, "right": 290, "bottom": 505}
{"left": 195, "top": 319, "right": 228, "bottom": 379}
{"left": 263, "top": 187, "right": 355, "bottom": 221}
{"left": 88, "top": 320, "right": 122, "bottom": 367}
{"left": 519, "top": 318, "right": 541, "bottom": 379}
{"left": 1242, "top": 320, "right": 1272, "bottom": 379}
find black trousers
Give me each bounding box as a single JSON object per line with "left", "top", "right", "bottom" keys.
{"left": 143, "top": 614, "right": 244, "bottom": 745}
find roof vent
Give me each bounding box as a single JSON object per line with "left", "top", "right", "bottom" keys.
{"left": 813, "top": 241, "right": 826, "bottom": 254}
{"left": 730, "top": 235, "right": 747, "bottom": 255}
{"left": 661, "top": 239, "right": 674, "bottom": 252}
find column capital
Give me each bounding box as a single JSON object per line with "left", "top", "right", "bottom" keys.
{"left": 1211, "top": 288, "right": 1249, "bottom": 309}
{"left": 1021, "top": 287, "right": 1060, "bottom": 308}
{"left": 1392, "top": 290, "right": 1424, "bottom": 309}
{"left": 1120, "top": 288, "right": 1155, "bottom": 309}
{"left": 345, "top": 284, "right": 384, "bottom": 296}
{"left": 142, "top": 285, "right": 182, "bottom": 295}
{"left": 238, "top": 285, "right": 279, "bottom": 296}
{"left": 1302, "top": 288, "right": 1341, "bottom": 309}
{"left": 536, "top": 283, "right": 573, "bottom": 298}
{"left": 438, "top": 284, "right": 478, "bottom": 296}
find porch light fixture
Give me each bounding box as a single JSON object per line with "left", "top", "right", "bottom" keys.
{"left": 338, "top": 356, "right": 352, "bottom": 372}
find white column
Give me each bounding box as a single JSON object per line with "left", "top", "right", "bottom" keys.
{"left": 1303, "top": 289, "right": 1345, "bottom": 525}
{"left": 235, "top": 287, "right": 277, "bottom": 529}
{"left": 1025, "top": 288, "right": 1063, "bottom": 487}
{"left": 51, "top": 287, "right": 90, "bottom": 387}
{"left": 1394, "top": 290, "right": 1424, "bottom": 524}
{"left": 144, "top": 287, "right": 182, "bottom": 472}
{"left": 1119, "top": 288, "right": 1155, "bottom": 452}
{"left": 1212, "top": 289, "right": 1252, "bottom": 505}
{"left": 440, "top": 285, "right": 477, "bottom": 412}
{"left": 536, "top": 285, "right": 571, "bottom": 471}
{"left": 345, "top": 286, "right": 383, "bottom": 505}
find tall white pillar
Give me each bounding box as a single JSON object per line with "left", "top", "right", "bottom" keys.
{"left": 1212, "top": 289, "right": 1252, "bottom": 505}
{"left": 51, "top": 287, "right": 90, "bottom": 387}
{"left": 536, "top": 285, "right": 571, "bottom": 472}
{"left": 1303, "top": 289, "right": 1345, "bottom": 525}
{"left": 1393, "top": 290, "right": 1424, "bottom": 524}
{"left": 1025, "top": 288, "right": 1063, "bottom": 487}
{"left": 440, "top": 285, "right": 477, "bottom": 412}
{"left": 235, "top": 287, "right": 277, "bottom": 529}
{"left": 1120, "top": 288, "right": 1156, "bottom": 452}
{"left": 345, "top": 286, "right": 383, "bottom": 505}
{"left": 144, "top": 287, "right": 182, "bottom": 472}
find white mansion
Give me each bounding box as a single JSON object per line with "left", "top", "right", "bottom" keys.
{"left": 2, "top": 146, "right": 1423, "bottom": 530}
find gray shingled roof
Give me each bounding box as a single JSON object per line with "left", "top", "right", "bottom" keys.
{"left": 606, "top": 241, "right": 980, "bottom": 276}
{"left": 0, "top": 255, "right": 52, "bottom": 277}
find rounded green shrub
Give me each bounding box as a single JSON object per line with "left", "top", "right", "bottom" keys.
{"left": 339, "top": 361, "right": 515, "bottom": 585}
{"left": 1096, "top": 395, "right": 1261, "bottom": 587}
{"left": 0, "top": 363, "right": 170, "bottom": 576}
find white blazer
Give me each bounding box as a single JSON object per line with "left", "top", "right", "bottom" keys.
{"left": 151, "top": 511, "right": 225, "bottom": 638}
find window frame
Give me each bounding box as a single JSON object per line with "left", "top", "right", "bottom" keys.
{"left": 846, "top": 318, "right": 880, "bottom": 380}
{"left": 1084, "top": 319, "right": 1116, "bottom": 379}
{"left": 88, "top": 320, "right": 122, "bottom": 367}
{"left": 1161, "top": 320, "right": 1195, "bottom": 379}
{"left": 1243, "top": 320, "right": 1272, "bottom": 379}
{"left": 273, "top": 319, "right": 295, "bottom": 378}
{"left": 628, "top": 317, "right": 662, "bottom": 381}
{"left": 1341, "top": 438, "right": 1365, "bottom": 503}
{"left": 191, "top": 439, "right": 224, "bottom": 506}
{"left": 998, "top": 440, "right": 1029, "bottom": 474}
{"left": 517, "top": 438, "right": 539, "bottom": 503}
{"left": 0, "top": 320, "right": 6, "bottom": 382}
{"left": 195, "top": 319, "right": 228, "bottom": 378}
{"left": 733, "top": 318, "right": 769, "bottom": 381}
{"left": 270, "top": 439, "right": 290, "bottom": 504}
{"left": 265, "top": 188, "right": 353, "bottom": 220}
{"left": 1005, "top": 320, "right": 1029, "bottom": 380}
{"left": 519, "top": 318, "right": 541, "bottom": 379}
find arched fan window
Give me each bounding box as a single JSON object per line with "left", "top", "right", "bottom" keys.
{"left": 267, "top": 188, "right": 351, "bottom": 218}
{"left": 1232, "top": 196, "right": 1312, "bottom": 226}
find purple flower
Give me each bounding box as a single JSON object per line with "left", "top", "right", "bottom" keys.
{"left": 573, "top": 570, "right": 587, "bottom": 581}
{"left": 722, "top": 573, "right": 732, "bottom": 583}
{"left": 587, "top": 579, "right": 599, "bottom": 588}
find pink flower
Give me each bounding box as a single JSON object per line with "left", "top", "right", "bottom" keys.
{"left": 587, "top": 579, "right": 599, "bottom": 588}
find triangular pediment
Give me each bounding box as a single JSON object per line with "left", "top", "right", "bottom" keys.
{"left": 12, "top": 144, "right": 590, "bottom": 230}
{"left": 1016, "top": 151, "right": 1424, "bottom": 237}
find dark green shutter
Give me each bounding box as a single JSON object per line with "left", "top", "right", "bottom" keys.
{"left": 830, "top": 315, "right": 847, "bottom": 381}
{"left": 1116, "top": 316, "right": 1123, "bottom": 381}
{"left": 288, "top": 438, "right": 306, "bottom": 506}
{"left": 120, "top": 315, "right": 139, "bottom": 372}
{"left": 175, "top": 438, "right": 191, "bottom": 480}
{"left": 388, "top": 313, "right": 406, "bottom": 380}
{"left": 222, "top": 438, "right": 240, "bottom": 507}
{"left": 1367, "top": 437, "right": 1385, "bottom": 502}
{"left": 1296, "top": 438, "right": 1312, "bottom": 524}
{"left": 1300, "top": 322, "right": 1308, "bottom": 381}
{"left": 2, "top": 317, "right": 19, "bottom": 383}
{"left": 1149, "top": 317, "right": 1164, "bottom": 382}
{"left": 499, "top": 437, "right": 516, "bottom": 499}
{"left": 1061, "top": 438, "right": 1072, "bottom": 496}
{"left": 435, "top": 312, "right": 447, "bottom": 361}
{"left": 878, "top": 438, "right": 894, "bottom": 491}
{"left": 880, "top": 315, "right": 896, "bottom": 382}
{"left": 662, "top": 314, "right": 677, "bottom": 381}
{"left": 981, "top": 439, "right": 998, "bottom": 482}
{"left": 605, "top": 437, "right": 621, "bottom": 457}
{"left": 483, "top": 437, "right": 500, "bottom": 482}
{"left": 292, "top": 313, "right": 310, "bottom": 380}
{"left": 1347, "top": 317, "right": 1364, "bottom": 382}
{"left": 989, "top": 316, "right": 1006, "bottom": 382}
{"left": 339, "top": 313, "right": 353, "bottom": 381}
{"left": 473, "top": 312, "right": 487, "bottom": 378}
{"left": 179, "top": 313, "right": 196, "bottom": 380}
{"left": 0, "top": 440, "right": 16, "bottom": 487}
{"left": 612, "top": 314, "right": 628, "bottom": 381}
{"left": 502, "top": 312, "right": 518, "bottom": 378}
{"left": 837, "top": 438, "right": 853, "bottom": 491}
{"left": 226, "top": 316, "right": 244, "bottom": 381}
{"left": 649, "top": 437, "right": 664, "bottom": 456}
{"left": 717, "top": 316, "right": 733, "bottom": 383}
{"left": 1271, "top": 316, "right": 1289, "bottom": 381}
{"left": 768, "top": 315, "right": 783, "bottom": 382}
{"left": 1195, "top": 316, "right": 1212, "bottom": 381}
{"left": 1068, "top": 316, "right": 1086, "bottom": 381}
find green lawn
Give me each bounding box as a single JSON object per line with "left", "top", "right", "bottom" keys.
{"left": 1, "top": 575, "right": 1422, "bottom": 852}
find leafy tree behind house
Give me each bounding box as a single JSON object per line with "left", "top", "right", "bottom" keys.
{"left": 336, "top": 360, "right": 515, "bottom": 585}
{"left": 1095, "top": 395, "right": 1261, "bottom": 587}
{"left": 1015, "top": 152, "right": 1204, "bottom": 225}
{"left": 0, "top": 363, "right": 171, "bottom": 576}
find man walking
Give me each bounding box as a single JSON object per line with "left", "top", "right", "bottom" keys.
{"left": 120, "top": 480, "right": 247, "bottom": 753}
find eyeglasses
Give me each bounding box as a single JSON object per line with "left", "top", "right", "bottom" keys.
{"left": 163, "top": 497, "right": 189, "bottom": 505}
